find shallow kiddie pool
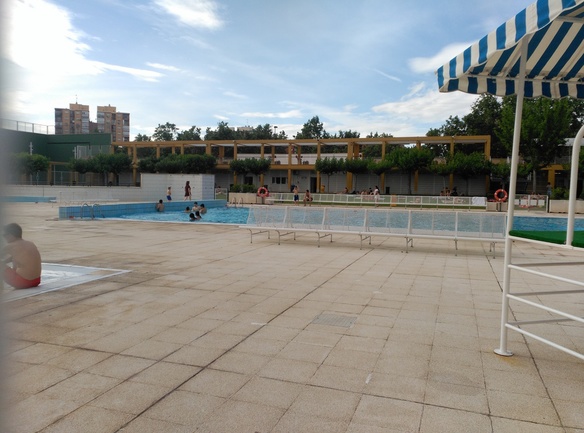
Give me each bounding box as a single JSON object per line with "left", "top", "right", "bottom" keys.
{"left": 117, "top": 206, "right": 249, "bottom": 224}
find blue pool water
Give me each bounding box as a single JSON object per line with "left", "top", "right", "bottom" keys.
{"left": 118, "top": 206, "right": 249, "bottom": 224}
{"left": 116, "top": 207, "right": 584, "bottom": 231}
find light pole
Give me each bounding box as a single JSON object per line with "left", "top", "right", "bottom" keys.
{"left": 273, "top": 125, "right": 278, "bottom": 138}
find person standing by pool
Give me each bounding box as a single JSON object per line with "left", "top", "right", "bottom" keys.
{"left": 2, "top": 223, "right": 42, "bottom": 289}
{"left": 293, "top": 186, "right": 299, "bottom": 205}
{"left": 166, "top": 186, "right": 172, "bottom": 201}
{"left": 303, "top": 190, "right": 313, "bottom": 206}
{"left": 373, "top": 186, "right": 380, "bottom": 207}
{"left": 184, "top": 181, "right": 192, "bottom": 200}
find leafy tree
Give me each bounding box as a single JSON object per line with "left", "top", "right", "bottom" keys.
{"left": 68, "top": 158, "right": 92, "bottom": 174}
{"left": 447, "top": 152, "right": 492, "bottom": 195}
{"left": 107, "top": 153, "right": 132, "bottom": 183}
{"left": 386, "top": 147, "right": 434, "bottom": 194}
{"left": 155, "top": 154, "right": 184, "bottom": 173}
{"left": 344, "top": 158, "right": 370, "bottom": 191}
{"left": 315, "top": 157, "right": 344, "bottom": 192}
{"left": 296, "top": 116, "right": 330, "bottom": 139}
{"left": 177, "top": 126, "right": 202, "bottom": 141}
{"left": 11, "top": 153, "right": 50, "bottom": 182}
{"left": 138, "top": 156, "right": 158, "bottom": 173}
{"left": 152, "top": 122, "right": 178, "bottom": 141}
{"left": 368, "top": 159, "right": 392, "bottom": 188}
{"left": 497, "top": 96, "right": 572, "bottom": 192}
{"left": 182, "top": 154, "right": 217, "bottom": 173}
{"left": 205, "top": 121, "right": 237, "bottom": 140}
{"left": 245, "top": 158, "right": 271, "bottom": 185}
{"left": 490, "top": 161, "right": 532, "bottom": 191}
{"left": 229, "top": 159, "right": 249, "bottom": 185}
{"left": 429, "top": 161, "right": 452, "bottom": 191}
{"left": 134, "top": 133, "right": 151, "bottom": 141}
{"left": 463, "top": 95, "right": 505, "bottom": 156}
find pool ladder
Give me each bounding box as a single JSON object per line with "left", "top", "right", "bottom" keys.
{"left": 230, "top": 197, "right": 244, "bottom": 208}
{"left": 80, "top": 203, "right": 104, "bottom": 219}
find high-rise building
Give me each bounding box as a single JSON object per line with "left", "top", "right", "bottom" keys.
{"left": 54, "top": 103, "right": 130, "bottom": 141}
{"left": 54, "top": 103, "right": 90, "bottom": 135}
{"left": 96, "top": 105, "right": 130, "bottom": 142}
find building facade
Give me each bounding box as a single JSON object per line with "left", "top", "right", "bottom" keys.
{"left": 54, "top": 103, "right": 130, "bottom": 142}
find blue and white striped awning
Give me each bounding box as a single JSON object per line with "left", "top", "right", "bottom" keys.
{"left": 436, "top": 0, "right": 584, "bottom": 99}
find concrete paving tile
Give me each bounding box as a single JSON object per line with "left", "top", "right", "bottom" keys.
{"left": 375, "top": 353, "right": 430, "bottom": 379}
{"left": 348, "top": 323, "right": 391, "bottom": 339}
{"left": 289, "top": 386, "right": 361, "bottom": 422}
{"left": 141, "top": 389, "right": 224, "bottom": 426}
{"left": 276, "top": 340, "right": 332, "bottom": 363}
{"left": 151, "top": 326, "right": 206, "bottom": 345}
{"left": 115, "top": 416, "right": 193, "bottom": 433}
{"left": 81, "top": 323, "right": 166, "bottom": 353}
{"left": 90, "top": 381, "right": 171, "bottom": 414}
{"left": 251, "top": 324, "right": 300, "bottom": 341}
{"left": 9, "top": 343, "right": 73, "bottom": 365}
{"left": 180, "top": 368, "right": 250, "bottom": 397}
{"left": 310, "top": 364, "right": 370, "bottom": 393}
{"left": 198, "top": 399, "right": 284, "bottom": 433}
{"left": 44, "top": 348, "right": 112, "bottom": 373}
{"left": 9, "top": 364, "right": 75, "bottom": 395}
{"left": 259, "top": 357, "right": 320, "bottom": 383}
{"left": 211, "top": 320, "right": 264, "bottom": 337}
{"left": 209, "top": 351, "right": 271, "bottom": 375}
{"left": 419, "top": 403, "right": 491, "bottom": 433}
{"left": 428, "top": 361, "right": 485, "bottom": 388}
{"left": 490, "top": 417, "right": 566, "bottom": 433}
{"left": 232, "top": 335, "right": 287, "bottom": 356}
{"left": 272, "top": 411, "right": 349, "bottom": 433}
{"left": 85, "top": 354, "right": 155, "bottom": 380}
{"left": 430, "top": 345, "right": 483, "bottom": 367}
{"left": 232, "top": 376, "right": 303, "bottom": 409}
{"left": 40, "top": 405, "right": 134, "bottom": 433}
{"left": 291, "top": 329, "right": 343, "bottom": 347}
{"left": 346, "top": 422, "right": 404, "bottom": 433}
{"left": 38, "top": 372, "right": 121, "bottom": 405}
{"left": 6, "top": 394, "right": 79, "bottom": 433}
{"left": 129, "top": 361, "right": 200, "bottom": 388}
{"left": 190, "top": 330, "right": 246, "bottom": 350}
{"left": 554, "top": 399, "right": 584, "bottom": 428}
{"left": 351, "top": 395, "right": 423, "bottom": 431}
{"left": 121, "top": 339, "right": 183, "bottom": 360}
{"left": 544, "top": 377, "right": 584, "bottom": 403}
{"left": 487, "top": 389, "right": 561, "bottom": 425}
{"left": 163, "top": 345, "right": 225, "bottom": 367}
{"left": 323, "top": 347, "right": 379, "bottom": 370}
{"left": 382, "top": 340, "right": 432, "bottom": 359}
{"left": 424, "top": 380, "right": 488, "bottom": 412}
{"left": 364, "top": 372, "right": 426, "bottom": 402}
{"left": 268, "top": 314, "right": 313, "bottom": 329}
{"left": 484, "top": 368, "right": 549, "bottom": 397}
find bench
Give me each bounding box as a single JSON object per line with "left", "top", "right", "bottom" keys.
{"left": 240, "top": 205, "right": 506, "bottom": 256}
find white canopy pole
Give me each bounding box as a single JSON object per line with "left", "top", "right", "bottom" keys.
{"left": 495, "top": 37, "right": 530, "bottom": 357}
{"left": 566, "top": 125, "right": 584, "bottom": 246}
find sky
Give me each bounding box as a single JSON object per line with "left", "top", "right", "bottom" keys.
{"left": 2, "top": 0, "right": 534, "bottom": 140}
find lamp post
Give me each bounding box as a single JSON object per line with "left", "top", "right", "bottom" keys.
{"left": 273, "top": 125, "right": 278, "bottom": 138}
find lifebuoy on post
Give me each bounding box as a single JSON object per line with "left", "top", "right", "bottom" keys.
{"left": 257, "top": 187, "right": 269, "bottom": 197}
{"left": 494, "top": 189, "right": 508, "bottom": 202}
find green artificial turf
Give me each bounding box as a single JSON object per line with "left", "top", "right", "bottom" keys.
{"left": 509, "top": 230, "right": 584, "bottom": 248}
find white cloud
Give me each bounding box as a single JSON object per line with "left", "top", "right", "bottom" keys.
{"left": 240, "top": 110, "right": 304, "bottom": 119}
{"left": 153, "top": 0, "right": 223, "bottom": 30}
{"left": 223, "top": 91, "right": 248, "bottom": 99}
{"left": 373, "top": 86, "right": 478, "bottom": 124}
{"left": 146, "top": 62, "right": 182, "bottom": 72}
{"left": 373, "top": 69, "right": 401, "bottom": 82}
{"left": 408, "top": 42, "right": 475, "bottom": 74}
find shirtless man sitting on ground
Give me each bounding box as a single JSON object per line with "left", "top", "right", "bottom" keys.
{"left": 2, "top": 223, "right": 42, "bottom": 289}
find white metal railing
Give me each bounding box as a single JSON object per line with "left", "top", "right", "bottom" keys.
{"left": 246, "top": 206, "right": 507, "bottom": 240}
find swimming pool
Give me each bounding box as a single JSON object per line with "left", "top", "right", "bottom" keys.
{"left": 117, "top": 206, "right": 249, "bottom": 224}
{"left": 115, "top": 207, "right": 584, "bottom": 231}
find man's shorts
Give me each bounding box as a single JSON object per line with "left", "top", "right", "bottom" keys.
{"left": 4, "top": 267, "right": 41, "bottom": 289}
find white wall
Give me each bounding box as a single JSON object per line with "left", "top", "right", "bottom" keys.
{"left": 5, "top": 173, "right": 217, "bottom": 202}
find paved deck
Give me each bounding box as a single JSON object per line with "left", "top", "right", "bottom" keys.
{"left": 2, "top": 203, "right": 583, "bottom": 433}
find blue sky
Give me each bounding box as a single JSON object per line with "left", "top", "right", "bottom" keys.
{"left": 3, "top": 0, "right": 533, "bottom": 140}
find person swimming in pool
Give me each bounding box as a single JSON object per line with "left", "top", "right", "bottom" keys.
{"left": 2, "top": 223, "right": 42, "bottom": 289}
{"left": 199, "top": 204, "right": 207, "bottom": 214}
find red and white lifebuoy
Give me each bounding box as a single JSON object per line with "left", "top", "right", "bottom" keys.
{"left": 257, "top": 187, "right": 269, "bottom": 197}
{"left": 494, "top": 189, "right": 508, "bottom": 202}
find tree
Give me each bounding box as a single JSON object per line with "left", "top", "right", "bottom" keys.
{"left": 245, "top": 158, "right": 271, "bottom": 186}
{"left": 134, "top": 133, "right": 151, "bottom": 141}
{"left": 463, "top": 95, "right": 505, "bottom": 156}
{"left": 344, "top": 158, "right": 370, "bottom": 192}
{"left": 107, "top": 153, "right": 132, "bottom": 184}
{"left": 296, "top": 116, "right": 330, "bottom": 139}
{"left": 491, "top": 161, "right": 532, "bottom": 191}
{"left": 182, "top": 154, "right": 217, "bottom": 173}
{"left": 447, "top": 152, "right": 492, "bottom": 195}
{"left": 155, "top": 154, "right": 184, "bottom": 173}
{"left": 205, "top": 121, "right": 237, "bottom": 140}
{"left": 386, "top": 147, "right": 434, "bottom": 194}
{"left": 315, "top": 157, "right": 344, "bottom": 192}
{"left": 229, "top": 159, "right": 248, "bottom": 185}
{"left": 368, "top": 159, "right": 392, "bottom": 188}
{"left": 497, "top": 96, "right": 572, "bottom": 192}
{"left": 177, "top": 126, "right": 202, "bottom": 141}
{"left": 11, "top": 153, "right": 50, "bottom": 183}
{"left": 152, "top": 122, "right": 178, "bottom": 141}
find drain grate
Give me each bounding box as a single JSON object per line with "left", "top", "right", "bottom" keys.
{"left": 312, "top": 313, "right": 357, "bottom": 328}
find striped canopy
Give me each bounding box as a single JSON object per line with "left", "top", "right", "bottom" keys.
{"left": 436, "top": 0, "right": 584, "bottom": 99}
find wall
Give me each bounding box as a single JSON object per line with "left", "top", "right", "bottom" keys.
{"left": 4, "top": 173, "right": 216, "bottom": 202}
